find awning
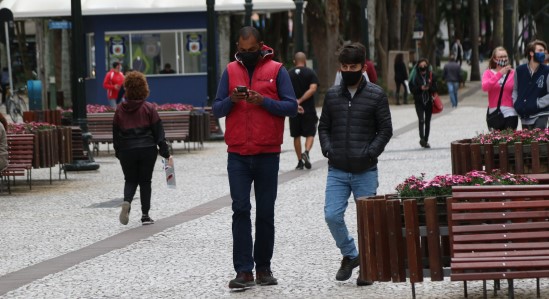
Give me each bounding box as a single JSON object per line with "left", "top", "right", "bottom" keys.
{"left": 0, "top": 0, "right": 295, "bottom": 19}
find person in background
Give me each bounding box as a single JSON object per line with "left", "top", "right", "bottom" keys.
{"left": 103, "top": 62, "right": 125, "bottom": 109}
{"left": 114, "top": 71, "right": 171, "bottom": 226}
{"left": 512, "top": 39, "right": 549, "bottom": 129}
{"left": 451, "top": 37, "right": 464, "bottom": 66}
{"left": 443, "top": 54, "right": 462, "bottom": 108}
{"left": 288, "top": 52, "right": 319, "bottom": 170}
{"left": 212, "top": 26, "right": 297, "bottom": 289}
{"left": 1, "top": 68, "right": 9, "bottom": 106}
{"left": 409, "top": 58, "right": 437, "bottom": 148}
{"left": 482, "top": 46, "right": 518, "bottom": 130}
{"left": 0, "top": 113, "right": 8, "bottom": 170}
{"left": 319, "top": 42, "right": 392, "bottom": 286}
{"left": 116, "top": 68, "right": 133, "bottom": 105}
{"left": 394, "top": 53, "right": 408, "bottom": 105}
{"left": 159, "top": 63, "right": 176, "bottom": 74}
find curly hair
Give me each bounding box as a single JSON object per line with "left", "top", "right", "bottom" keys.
{"left": 123, "top": 71, "right": 149, "bottom": 101}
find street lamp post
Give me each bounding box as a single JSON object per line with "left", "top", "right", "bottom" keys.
{"left": 293, "top": 0, "right": 304, "bottom": 53}
{"left": 66, "top": 0, "right": 99, "bottom": 171}
{"left": 244, "top": 0, "right": 253, "bottom": 26}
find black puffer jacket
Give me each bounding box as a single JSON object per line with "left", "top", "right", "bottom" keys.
{"left": 318, "top": 79, "right": 393, "bottom": 173}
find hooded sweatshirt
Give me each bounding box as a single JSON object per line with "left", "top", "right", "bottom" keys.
{"left": 113, "top": 100, "right": 170, "bottom": 158}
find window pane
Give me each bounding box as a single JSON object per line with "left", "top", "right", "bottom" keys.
{"left": 182, "top": 31, "right": 207, "bottom": 74}
{"left": 87, "top": 33, "right": 95, "bottom": 78}
{"left": 130, "top": 33, "right": 176, "bottom": 75}
{"left": 105, "top": 34, "right": 130, "bottom": 72}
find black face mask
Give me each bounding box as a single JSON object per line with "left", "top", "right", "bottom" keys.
{"left": 419, "top": 66, "right": 427, "bottom": 72}
{"left": 239, "top": 50, "right": 262, "bottom": 67}
{"left": 341, "top": 70, "right": 363, "bottom": 86}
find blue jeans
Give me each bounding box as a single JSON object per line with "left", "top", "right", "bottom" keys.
{"left": 447, "top": 82, "right": 459, "bottom": 107}
{"left": 228, "top": 153, "right": 279, "bottom": 273}
{"left": 324, "top": 165, "right": 378, "bottom": 259}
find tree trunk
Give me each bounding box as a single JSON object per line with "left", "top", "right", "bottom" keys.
{"left": 453, "top": 0, "right": 462, "bottom": 39}
{"left": 470, "top": 0, "right": 481, "bottom": 81}
{"left": 388, "top": 0, "right": 401, "bottom": 50}
{"left": 375, "top": 0, "right": 388, "bottom": 84}
{"left": 493, "top": 0, "right": 503, "bottom": 49}
{"left": 421, "top": 0, "right": 437, "bottom": 66}
{"left": 306, "top": 0, "right": 340, "bottom": 96}
{"left": 401, "top": 1, "right": 416, "bottom": 52}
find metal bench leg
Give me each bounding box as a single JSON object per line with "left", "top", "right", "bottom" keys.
{"left": 464, "top": 281, "right": 468, "bottom": 298}
{"left": 537, "top": 278, "right": 540, "bottom": 298}
{"left": 508, "top": 279, "right": 514, "bottom": 299}
{"left": 411, "top": 282, "right": 415, "bottom": 299}
{"left": 483, "top": 280, "right": 487, "bottom": 299}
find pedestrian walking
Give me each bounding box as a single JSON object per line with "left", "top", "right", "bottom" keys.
{"left": 103, "top": 62, "right": 125, "bottom": 108}
{"left": 482, "top": 46, "right": 518, "bottom": 130}
{"left": 114, "top": 71, "right": 171, "bottom": 226}
{"left": 443, "top": 54, "right": 462, "bottom": 108}
{"left": 512, "top": 40, "right": 549, "bottom": 129}
{"left": 409, "top": 58, "right": 437, "bottom": 148}
{"left": 212, "top": 26, "right": 297, "bottom": 289}
{"left": 394, "top": 53, "right": 408, "bottom": 105}
{"left": 451, "top": 38, "right": 464, "bottom": 66}
{"left": 318, "top": 42, "right": 393, "bottom": 286}
{"left": 288, "top": 52, "right": 319, "bottom": 170}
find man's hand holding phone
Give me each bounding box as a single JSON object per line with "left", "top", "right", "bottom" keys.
{"left": 246, "top": 89, "right": 264, "bottom": 105}
{"left": 231, "top": 86, "right": 249, "bottom": 103}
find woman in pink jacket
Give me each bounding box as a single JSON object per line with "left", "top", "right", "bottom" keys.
{"left": 482, "top": 46, "right": 518, "bottom": 130}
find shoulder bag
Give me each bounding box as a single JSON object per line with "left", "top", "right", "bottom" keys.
{"left": 486, "top": 72, "right": 509, "bottom": 130}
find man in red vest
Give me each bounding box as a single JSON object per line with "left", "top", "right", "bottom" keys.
{"left": 213, "top": 26, "right": 297, "bottom": 289}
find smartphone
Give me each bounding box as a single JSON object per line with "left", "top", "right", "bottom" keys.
{"left": 236, "top": 86, "right": 248, "bottom": 93}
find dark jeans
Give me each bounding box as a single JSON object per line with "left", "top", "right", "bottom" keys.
{"left": 118, "top": 146, "right": 158, "bottom": 215}
{"left": 1, "top": 84, "right": 8, "bottom": 104}
{"left": 228, "top": 152, "right": 280, "bottom": 273}
{"left": 395, "top": 80, "right": 408, "bottom": 103}
{"left": 415, "top": 97, "right": 433, "bottom": 142}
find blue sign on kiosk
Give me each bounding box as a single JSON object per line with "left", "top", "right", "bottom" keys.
{"left": 48, "top": 20, "right": 72, "bottom": 30}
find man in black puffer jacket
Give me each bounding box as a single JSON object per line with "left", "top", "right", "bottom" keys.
{"left": 318, "top": 43, "right": 392, "bottom": 286}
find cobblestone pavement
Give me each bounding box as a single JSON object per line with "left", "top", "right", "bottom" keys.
{"left": 2, "top": 81, "right": 548, "bottom": 299}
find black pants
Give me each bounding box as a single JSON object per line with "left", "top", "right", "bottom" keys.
{"left": 1, "top": 84, "right": 8, "bottom": 104}
{"left": 395, "top": 80, "right": 408, "bottom": 103}
{"left": 415, "top": 98, "right": 433, "bottom": 142}
{"left": 118, "top": 147, "right": 158, "bottom": 215}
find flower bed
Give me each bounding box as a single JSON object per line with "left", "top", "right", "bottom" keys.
{"left": 395, "top": 170, "right": 538, "bottom": 198}
{"left": 451, "top": 129, "right": 549, "bottom": 175}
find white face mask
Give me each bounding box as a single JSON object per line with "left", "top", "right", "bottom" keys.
{"left": 496, "top": 59, "right": 508, "bottom": 67}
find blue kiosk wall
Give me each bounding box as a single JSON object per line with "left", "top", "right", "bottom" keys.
{"left": 83, "top": 12, "right": 210, "bottom": 107}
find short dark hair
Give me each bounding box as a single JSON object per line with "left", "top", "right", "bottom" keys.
{"left": 525, "top": 39, "right": 548, "bottom": 59}
{"left": 239, "top": 26, "right": 262, "bottom": 42}
{"left": 338, "top": 42, "right": 366, "bottom": 65}
{"left": 112, "top": 62, "right": 120, "bottom": 68}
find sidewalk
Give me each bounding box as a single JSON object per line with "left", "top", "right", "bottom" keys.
{"left": 1, "top": 82, "right": 545, "bottom": 299}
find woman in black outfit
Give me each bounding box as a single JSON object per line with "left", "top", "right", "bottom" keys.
{"left": 113, "top": 71, "right": 171, "bottom": 225}
{"left": 394, "top": 53, "right": 408, "bottom": 105}
{"left": 409, "top": 58, "right": 437, "bottom": 148}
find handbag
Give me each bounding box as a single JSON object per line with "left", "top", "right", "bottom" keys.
{"left": 432, "top": 93, "right": 443, "bottom": 114}
{"left": 486, "top": 73, "right": 509, "bottom": 130}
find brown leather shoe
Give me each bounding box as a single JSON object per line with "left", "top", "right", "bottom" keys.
{"left": 256, "top": 270, "right": 278, "bottom": 286}
{"left": 229, "top": 272, "right": 255, "bottom": 289}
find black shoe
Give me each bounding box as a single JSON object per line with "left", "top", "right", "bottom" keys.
{"left": 302, "top": 151, "right": 312, "bottom": 169}
{"left": 229, "top": 272, "right": 255, "bottom": 289}
{"left": 419, "top": 139, "right": 427, "bottom": 148}
{"left": 141, "top": 214, "right": 155, "bottom": 225}
{"left": 356, "top": 271, "right": 374, "bottom": 286}
{"left": 335, "top": 256, "right": 360, "bottom": 281}
{"left": 295, "top": 160, "right": 304, "bottom": 170}
{"left": 256, "top": 270, "right": 278, "bottom": 286}
{"left": 119, "top": 201, "right": 131, "bottom": 225}
{"left": 424, "top": 142, "right": 431, "bottom": 148}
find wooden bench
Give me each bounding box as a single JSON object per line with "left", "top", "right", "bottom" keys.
{"left": 87, "top": 113, "right": 114, "bottom": 155}
{"left": 448, "top": 189, "right": 549, "bottom": 299}
{"left": 159, "top": 111, "right": 191, "bottom": 152}
{"left": 1, "top": 134, "right": 34, "bottom": 194}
